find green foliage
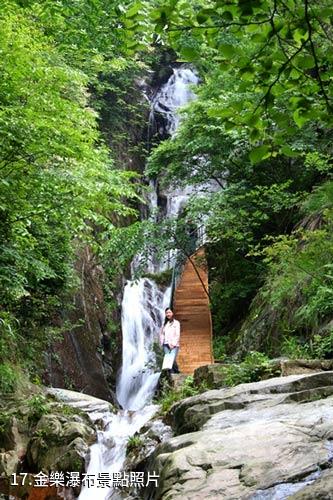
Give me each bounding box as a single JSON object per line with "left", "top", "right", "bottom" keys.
{"left": 145, "top": 49, "right": 328, "bottom": 341}
{"left": 209, "top": 242, "right": 262, "bottom": 336}
{"left": 281, "top": 336, "right": 311, "bottom": 359}
{"left": 156, "top": 376, "right": 206, "bottom": 415}
{"left": 0, "top": 363, "right": 17, "bottom": 394}
{"left": 0, "top": 1, "right": 142, "bottom": 377}
{"left": 281, "top": 329, "right": 333, "bottom": 360}
{"left": 263, "top": 228, "right": 333, "bottom": 330}
{"left": 126, "top": 435, "right": 143, "bottom": 455}
{"left": 237, "top": 179, "right": 333, "bottom": 354}
{"left": 213, "top": 336, "right": 227, "bottom": 360}
{"left": 27, "top": 394, "right": 50, "bottom": 423}
{"left": 311, "top": 330, "right": 333, "bottom": 358}
{"left": 148, "top": 0, "right": 333, "bottom": 159}
{"left": 2, "top": 0, "right": 333, "bottom": 382}
{"left": 0, "top": 413, "right": 12, "bottom": 436}
{"left": 219, "top": 351, "right": 278, "bottom": 387}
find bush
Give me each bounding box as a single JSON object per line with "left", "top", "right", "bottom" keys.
{"left": 0, "top": 363, "right": 17, "bottom": 394}
{"left": 281, "top": 336, "right": 311, "bottom": 359}
{"left": 126, "top": 435, "right": 143, "bottom": 456}
{"left": 311, "top": 330, "right": 333, "bottom": 358}
{"left": 27, "top": 394, "right": 50, "bottom": 423}
{"left": 219, "top": 351, "right": 279, "bottom": 387}
{"left": 213, "top": 336, "right": 227, "bottom": 360}
{"left": 156, "top": 376, "right": 207, "bottom": 415}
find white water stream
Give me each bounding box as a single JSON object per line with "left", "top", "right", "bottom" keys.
{"left": 150, "top": 66, "right": 199, "bottom": 135}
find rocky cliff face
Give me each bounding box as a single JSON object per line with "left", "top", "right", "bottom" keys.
{"left": 46, "top": 247, "right": 120, "bottom": 402}
{"left": 144, "top": 372, "right": 333, "bottom": 499}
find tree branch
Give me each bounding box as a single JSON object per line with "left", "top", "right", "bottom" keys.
{"left": 166, "top": 16, "right": 273, "bottom": 33}
{"left": 304, "top": 0, "right": 332, "bottom": 111}
{"left": 254, "top": 37, "right": 309, "bottom": 113}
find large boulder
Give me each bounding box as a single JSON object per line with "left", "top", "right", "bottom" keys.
{"left": 171, "top": 371, "right": 333, "bottom": 434}
{"left": 0, "top": 415, "right": 29, "bottom": 477}
{"left": 193, "top": 364, "right": 229, "bottom": 389}
{"left": 144, "top": 372, "right": 333, "bottom": 499}
{"left": 281, "top": 358, "right": 333, "bottom": 376}
{"left": 192, "top": 358, "right": 333, "bottom": 391}
{"left": 25, "top": 388, "right": 113, "bottom": 474}
{"left": 27, "top": 413, "right": 96, "bottom": 472}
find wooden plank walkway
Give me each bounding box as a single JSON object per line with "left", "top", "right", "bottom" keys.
{"left": 173, "top": 248, "right": 213, "bottom": 374}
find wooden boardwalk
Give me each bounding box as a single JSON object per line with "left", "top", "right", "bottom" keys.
{"left": 173, "top": 248, "right": 213, "bottom": 374}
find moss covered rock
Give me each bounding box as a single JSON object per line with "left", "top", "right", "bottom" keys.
{"left": 26, "top": 413, "right": 96, "bottom": 472}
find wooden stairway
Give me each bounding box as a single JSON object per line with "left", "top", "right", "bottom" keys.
{"left": 173, "top": 248, "right": 213, "bottom": 374}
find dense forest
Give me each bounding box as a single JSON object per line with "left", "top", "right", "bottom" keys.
{"left": 1, "top": 0, "right": 333, "bottom": 391}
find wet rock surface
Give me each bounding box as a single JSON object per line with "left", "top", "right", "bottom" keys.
{"left": 289, "top": 468, "right": 333, "bottom": 499}
{"left": 125, "top": 418, "right": 172, "bottom": 472}
{"left": 144, "top": 372, "right": 333, "bottom": 499}
{"left": 280, "top": 358, "right": 333, "bottom": 376}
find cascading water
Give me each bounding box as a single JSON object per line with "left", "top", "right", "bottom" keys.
{"left": 76, "top": 65, "right": 200, "bottom": 500}
{"left": 117, "top": 279, "right": 171, "bottom": 411}
{"left": 116, "top": 66, "right": 201, "bottom": 411}
{"left": 151, "top": 66, "right": 199, "bottom": 135}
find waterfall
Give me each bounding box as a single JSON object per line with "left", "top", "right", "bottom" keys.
{"left": 77, "top": 65, "right": 199, "bottom": 500}
{"left": 116, "top": 67, "right": 200, "bottom": 410}
{"left": 116, "top": 279, "right": 170, "bottom": 411}
{"left": 151, "top": 66, "right": 199, "bottom": 135}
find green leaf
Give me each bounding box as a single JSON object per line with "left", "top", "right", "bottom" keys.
{"left": 207, "top": 108, "right": 234, "bottom": 118}
{"left": 293, "top": 28, "right": 308, "bottom": 44}
{"left": 180, "top": 46, "right": 199, "bottom": 61}
{"left": 219, "top": 43, "right": 236, "bottom": 58}
{"left": 249, "top": 145, "right": 270, "bottom": 164}
{"left": 126, "top": 2, "right": 143, "bottom": 18}
{"left": 293, "top": 108, "right": 309, "bottom": 128}
{"left": 296, "top": 55, "right": 315, "bottom": 69}
{"left": 280, "top": 145, "right": 299, "bottom": 157}
{"left": 196, "top": 13, "right": 209, "bottom": 24}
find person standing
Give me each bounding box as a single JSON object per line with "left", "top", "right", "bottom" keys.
{"left": 160, "top": 307, "right": 180, "bottom": 374}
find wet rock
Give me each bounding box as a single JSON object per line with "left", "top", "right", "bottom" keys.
{"left": 171, "top": 371, "right": 333, "bottom": 434}
{"left": 47, "top": 387, "right": 115, "bottom": 418}
{"left": 144, "top": 372, "right": 333, "bottom": 499}
{"left": 0, "top": 450, "right": 18, "bottom": 477}
{"left": 193, "top": 364, "right": 229, "bottom": 389}
{"left": 125, "top": 418, "right": 172, "bottom": 471}
{"left": 0, "top": 416, "right": 29, "bottom": 477}
{"left": 289, "top": 468, "right": 333, "bottom": 499}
